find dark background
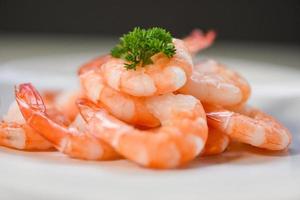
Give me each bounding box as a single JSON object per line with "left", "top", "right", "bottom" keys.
{"left": 0, "top": 0, "right": 299, "bottom": 44}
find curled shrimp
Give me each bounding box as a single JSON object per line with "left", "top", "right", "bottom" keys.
{"left": 99, "top": 38, "right": 193, "bottom": 97}
{"left": 79, "top": 93, "right": 208, "bottom": 168}
{"left": 205, "top": 104, "right": 292, "bottom": 150}
{"left": 0, "top": 101, "right": 52, "bottom": 150}
{"left": 79, "top": 63, "right": 160, "bottom": 128}
{"left": 179, "top": 59, "right": 251, "bottom": 107}
{"left": 0, "top": 94, "right": 69, "bottom": 151}
{"left": 15, "top": 83, "right": 119, "bottom": 160}
{"left": 201, "top": 127, "right": 230, "bottom": 156}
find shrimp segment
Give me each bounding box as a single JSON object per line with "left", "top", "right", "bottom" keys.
{"left": 183, "top": 29, "right": 216, "bottom": 54}
{"left": 205, "top": 105, "right": 291, "bottom": 150}
{"left": 15, "top": 83, "right": 119, "bottom": 160}
{"left": 179, "top": 59, "right": 251, "bottom": 107}
{"left": 201, "top": 127, "right": 230, "bottom": 156}
{"left": 80, "top": 94, "right": 208, "bottom": 168}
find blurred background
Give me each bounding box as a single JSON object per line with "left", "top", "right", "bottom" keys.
{"left": 0, "top": 0, "right": 300, "bottom": 43}
{"left": 0, "top": 0, "right": 300, "bottom": 65}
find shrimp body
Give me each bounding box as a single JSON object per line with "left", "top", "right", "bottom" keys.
{"left": 80, "top": 68, "right": 160, "bottom": 128}
{"left": 206, "top": 105, "right": 291, "bottom": 150}
{"left": 179, "top": 59, "right": 251, "bottom": 107}
{"left": 100, "top": 39, "right": 193, "bottom": 97}
{"left": 201, "top": 127, "right": 229, "bottom": 156}
{"left": 80, "top": 93, "right": 208, "bottom": 168}
{"left": 16, "top": 83, "right": 119, "bottom": 160}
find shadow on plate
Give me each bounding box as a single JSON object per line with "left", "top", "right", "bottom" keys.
{"left": 0, "top": 139, "right": 298, "bottom": 172}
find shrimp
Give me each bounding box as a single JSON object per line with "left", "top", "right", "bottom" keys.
{"left": 205, "top": 104, "right": 292, "bottom": 150}
{"left": 201, "top": 127, "right": 230, "bottom": 156}
{"left": 179, "top": 59, "right": 251, "bottom": 107}
{"left": 79, "top": 67, "right": 160, "bottom": 128}
{"left": 0, "top": 98, "right": 70, "bottom": 151}
{"left": 79, "top": 93, "right": 208, "bottom": 168}
{"left": 15, "top": 83, "right": 119, "bottom": 160}
{"left": 100, "top": 39, "right": 193, "bottom": 97}
{"left": 0, "top": 101, "right": 53, "bottom": 150}
{"left": 183, "top": 29, "right": 216, "bottom": 54}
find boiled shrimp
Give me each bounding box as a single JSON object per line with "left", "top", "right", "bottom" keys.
{"left": 0, "top": 101, "right": 52, "bottom": 150}
{"left": 179, "top": 59, "right": 251, "bottom": 107}
{"left": 79, "top": 93, "right": 208, "bottom": 168}
{"left": 205, "top": 104, "right": 291, "bottom": 150}
{"left": 79, "top": 66, "right": 160, "bottom": 128}
{"left": 15, "top": 83, "right": 119, "bottom": 160}
{"left": 0, "top": 90, "right": 72, "bottom": 151}
{"left": 100, "top": 38, "right": 193, "bottom": 97}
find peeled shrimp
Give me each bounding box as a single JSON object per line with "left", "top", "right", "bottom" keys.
{"left": 79, "top": 65, "right": 160, "bottom": 128}
{"left": 79, "top": 93, "right": 208, "bottom": 168}
{"left": 183, "top": 29, "right": 216, "bottom": 54}
{"left": 179, "top": 59, "right": 251, "bottom": 107}
{"left": 0, "top": 91, "right": 72, "bottom": 151}
{"left": 100, "top": 38, "right": 193, "bottom": 97}
{"left": 205, "top": 104, "right": 291, "bottom": 150}
{"left": 201, "top": 127, "right": 230, "bottom": 156}
{"left": 0, "top": 101, "right": 52, "bottom": 150}
{"left": 15, "top": 83, "right": 119, "bottom": 160}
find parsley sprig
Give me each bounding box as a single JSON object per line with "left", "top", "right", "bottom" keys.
{"left": 111, "top": 27, "right": 176, "bottom": 70}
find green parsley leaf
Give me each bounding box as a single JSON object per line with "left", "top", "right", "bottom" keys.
{"left": 111, "top": 27, "right": 176, "bottom": 70}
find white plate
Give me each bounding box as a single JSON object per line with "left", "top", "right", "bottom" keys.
{"left": 0, "top": 55, "right": 300, "bottom": 200}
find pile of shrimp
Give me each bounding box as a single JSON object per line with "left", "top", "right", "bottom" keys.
{"left": 0, "top": 29, "right": 292, "bottom": 169}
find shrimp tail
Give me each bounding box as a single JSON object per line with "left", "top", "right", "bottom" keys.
{"left": 76, "top": 98, "right": 99, "bottom": 122}
{"left": 183, "top": 29, "right": 216, "bottom": 54}
{"left": 15, "top": 83, "right": 46, "bottom": 119}
{"left": 15, "top": 83, "right": 66, "bottom": 147}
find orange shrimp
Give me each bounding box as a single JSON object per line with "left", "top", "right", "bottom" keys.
{"left": 179, "top": 59, "right": 251, "bottom": 107}
{"left": 0, "top": 97, "right": 67, "bottom": 151}
{"left": 15, "top": 83, "right": 119, "bottom": 160}
{"left": 100, "top": 39, "right": 193, "bottom": 97}
{"left": 79, "top": 93, "right": 208, "bottom": 168}
{"left": 205, "top": 104, "right": 291, "bottom": 150}
{"left": 79, "top": 66, "right": 160, "bottom": 128}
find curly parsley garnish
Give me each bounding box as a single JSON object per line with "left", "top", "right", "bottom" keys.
{"left": 111, "top": 27, "right": 176, "bottom": 70}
